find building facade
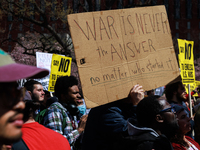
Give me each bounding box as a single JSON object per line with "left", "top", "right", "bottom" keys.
{"left": 0, "top": 0, "right": 199, "bottom": 60}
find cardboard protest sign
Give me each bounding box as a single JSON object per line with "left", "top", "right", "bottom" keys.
{"left": 36, "top": 52, "right": 52, "bottom": 90}
{"left": 68, "top": 5, "right": 180, "bottom": 108}
{"left": 48, "top": 54, "right": 72, "bottom": 92}
{"left": 178, "top": 39, "right": 195, "bottom": 94}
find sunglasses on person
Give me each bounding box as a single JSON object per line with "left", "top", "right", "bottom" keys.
{"left": 158, "top": 106, "right": 176, "bottom": 114}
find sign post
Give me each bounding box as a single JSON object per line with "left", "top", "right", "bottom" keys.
{"left": 178, "top": 39, "right": 195, "bottom": 117}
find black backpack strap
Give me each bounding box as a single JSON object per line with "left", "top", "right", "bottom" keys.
{"left": 12, "top": 138, "right": 29, "bottom": 150}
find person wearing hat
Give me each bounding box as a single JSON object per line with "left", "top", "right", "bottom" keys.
{"left": 0, "top": 49, "right": 49, "bottom": 148}
{"left": 171, "top": 104, "right": 200, "bottom": 150}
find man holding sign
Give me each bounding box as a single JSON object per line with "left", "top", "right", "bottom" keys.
{"left": 82, "top": 84, "right": 144, "bottom": 150}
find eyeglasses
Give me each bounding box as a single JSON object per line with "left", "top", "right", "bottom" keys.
{"left": 158, "top": 106, "right": 176, "bottom": 114}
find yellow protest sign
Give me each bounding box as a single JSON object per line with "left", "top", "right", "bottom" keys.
{"left": 194, "top": 81, "right": 200, "bottom": 97}
{"left": 178, "top": 39, "right": 196, "bottom": 97}
{"left": 178, "top": 39, "right": 195, "bottom": 84}
{"left": 184, "top": 82, "right": 196, "bottom": 95}
{"left": 196, "top": 81, "right": 200, "bottom": 87}
{"left": 48, "top": 54, "right": 72, "bottom": 92}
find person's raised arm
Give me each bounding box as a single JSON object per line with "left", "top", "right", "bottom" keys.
{"left": 128, "top": 84, "right": 144, "bottom": 106}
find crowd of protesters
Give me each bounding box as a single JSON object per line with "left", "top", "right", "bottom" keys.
{"left": 1, "top": 48, "right": 200, "bottom": 150}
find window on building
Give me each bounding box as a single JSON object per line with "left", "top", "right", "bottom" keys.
{"left": 51, "top": 0, "right": 56, "bottom": 21}
{"left": 61, "top": 0, "right": 68, "bottom": 21}
{"left": 8, "top": 45, "right": 12, "bottom": 52}
{"left": 63, "top": 0, "right": 67, "bottom": 11}
{"left": 52, "top": 24, "right": 55, "bottom": 30}
{"left": 95, "top": 0, "right": 101, "bottom": 11}
{"left": 7, "top": 0, "right": 13, "bottom": 21}
{"left": 186, "top": 0, "right": 192, "bottom": 19}
{"left": 19, "top": 24, "right": 23, "bottom": 31}
{"left": 30, "top": 24, "right": 34, "bottom": 31}
{"left": 164, "top": 0, "right": 169, "bottom": 14}
{"left": 176, "top": 33, "right": 179, "bottom": 39}
{"left": 187, "top": 33, "right": 191, "bottom": 40}
{"left": 9, "top": 34, "right": 12, "bottom": 42}
{"left": 152, "top": 0, "right": 157, "bottom": 5}
{"left": 41, "top": 27, "right": 44, "bottom": 31}
{"left": 9, "top": 24, "right": 12, "bottom": 31}
{"left": 18, "top": 0, "right": 24, "bottom": 21}
{"left": 199, "top": 33, "right": 200, "bottom": 40}
{"left": 7, "top": 14, "right": 12, "bottom": 21}
{"left": 63, "top": 23, "right": 66, "bottom": 30}
{"left": 73, "top": 0, "right": 79, "bottom": 13}
{"left": 198, "top": 0, "right": 200, "bottom": 18}
{"left": 175, "top": 0, "right": 180, "bottom": 19}
{"left": 198, "top": 45, "right": 200, "bottom": 58}
{"left": 117, "top": 0, "right": 123, "bottom": 9}
{"left": 187, "top": 22, "right": 191, "bottom": 29}
{"left": 84, "top": 0, "right": 89, "bottom": 11}
{"left": 40, "top": 0, "right": 45, "bottom": 21}
{"left": 29, "top": 1, "right": 35, "bottom": 19}
{"left": 176, "top": 22, "right": 179, "bottom": 30}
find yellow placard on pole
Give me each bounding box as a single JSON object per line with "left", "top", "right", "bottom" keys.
{"left": 196, "top": 81, "right": 200, "bottom": 87}
{"left": 184, "top": 82, "right": 196, "bottom": 95}
{"left": 48, "top": 54, "right": 72, "bottom": 92}
{"left": 194, "top": 81, "right": 200, "bottom": 97}
{"left": 178, "top": 39, "right": 195, "bottom": 94}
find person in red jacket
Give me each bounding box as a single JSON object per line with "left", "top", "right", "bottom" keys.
{"left": 171, "top": 104, "right": 200, "bottom": 150}
{"left": 12, "top": 100, "right": 71, "bottom": 150}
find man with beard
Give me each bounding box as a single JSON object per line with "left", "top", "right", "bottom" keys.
{"left": 124, "top": 95, "right": 178, "bottom": 150}
{"left": 24, "top": 80, "right": 45, "bottom": 113}
{"left": 165, "top": 81, "right": 187, "bottom": 107}
{"left": 0, "top": 49, "right": 48, "bottom": 148}
{"left": 24, "top": 80, "right": 45, "bottom": 103}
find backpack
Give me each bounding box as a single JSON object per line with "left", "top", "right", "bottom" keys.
{"left": 35, "top": 104, "right": 67, "bottom": 132}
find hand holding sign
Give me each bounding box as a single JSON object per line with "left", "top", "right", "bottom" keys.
{"left": 128, "top": 84, "right": 144, "bottom": 105}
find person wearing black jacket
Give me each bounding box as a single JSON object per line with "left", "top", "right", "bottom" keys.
{"left": 82, "top": 84, "right": 144, "bottom": 150}
{"left": 124, "top": 95, "right": 178, "bottom": 150}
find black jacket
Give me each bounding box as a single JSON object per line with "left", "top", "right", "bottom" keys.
{"left": 121, "top": 120, "right": 174, "bottom": 150}
{"left": 82, "top": 99, "right": 137, "bottom": 150}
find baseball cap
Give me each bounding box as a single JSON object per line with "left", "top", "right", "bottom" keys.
{"left": 0, "top": 49, "right": 49, "bottom": 82}
{"left": 172, "top": 104, "right": 185, "bottom": 114}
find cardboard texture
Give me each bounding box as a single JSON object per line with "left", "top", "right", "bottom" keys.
{"left": 68, "top": 5, "right": 180, "bottom": 108}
